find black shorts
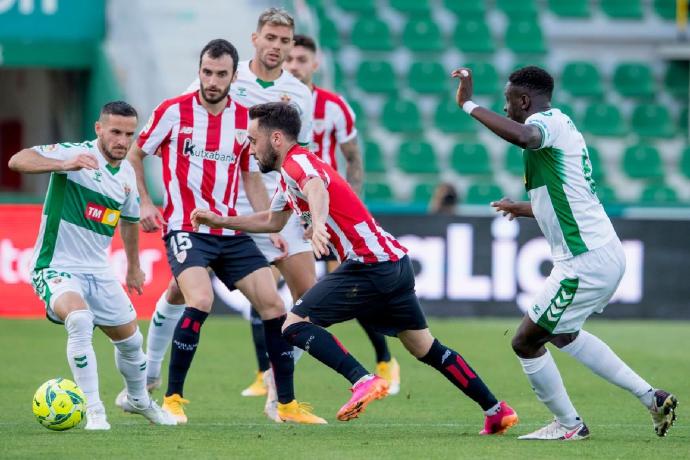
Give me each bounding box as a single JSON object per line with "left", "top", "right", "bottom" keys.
{"left": 292, "top": 255, "right": 427, "bottom": 337}
{"left": 164, "top": 231, "right": 269, "bottom": 291}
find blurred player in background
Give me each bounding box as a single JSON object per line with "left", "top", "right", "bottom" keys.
{"left": 453, "top": 65, "right": 678, "bottom": 440}
{"left": 8, "top": 102, "right": 176, "bottom": 429}
{"left": 128, "top": 39, "right": 324, "bottom": 425}
{"left": 192, "top": 102, "right": 519, "bottom": 434}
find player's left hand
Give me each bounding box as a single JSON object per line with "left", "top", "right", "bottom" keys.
{"left": 126, "top": 266, "right": 145, "bottom": 295}
{"left": 451, "top": 67, "right": 473, "bottom": 107}
{"left": 269, "top": 233, "right": 289, "bottom": 261}
{"left": 310, "top": 222, "right": 330, "bottom": 258}
{"left": 190, "top": 208, "right": 223, "bottom": 231}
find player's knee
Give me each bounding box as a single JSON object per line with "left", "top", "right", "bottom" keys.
{"left": 64, "top": 309, "right": 94, "bottom": 339}
{"left": 255, "top": 295, "right": 286, "bottom": 319}
{"left": 281, "top": 320, "right": 309, "bottom": 344}
{"left": 185, "top": 293, "right": 213, "bottom": 312}
{"left": 113, "top": 328, "right": 144, "bottom": 358}
{"left": 511, "top": 332, "right": 534, "bottom": 357}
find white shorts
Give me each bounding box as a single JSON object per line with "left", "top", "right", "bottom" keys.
{"left": 528, "top": 237, "right": 626, "bottom": 334}
{"left": 31, "top": 268, "right": 137, "bottom": 327}
{"left": 250, "top": 213, "right": 312, "bottom": 263}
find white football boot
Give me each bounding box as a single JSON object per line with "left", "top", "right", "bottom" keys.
{"left": 518, "top": 419, "right": 590, "bottom": 440}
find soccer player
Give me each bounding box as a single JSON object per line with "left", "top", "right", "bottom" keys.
{"left": 8, "top": 101, "right": 176, "bottom": 429}
{"left": 452, "top": 65, "right": 678, "bottom": 439}
{"left": 127, "top": 39, "right": 324, "bottom": 425}
{"left": 283, "top": 34, "right": 401, "bottom": 394}
{"left": 191, "top": 102, "right": 518, "bottom": 434}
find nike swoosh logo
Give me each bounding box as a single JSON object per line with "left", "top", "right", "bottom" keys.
{"left": 563, "top": 427, "right": 581, "bottom": 439}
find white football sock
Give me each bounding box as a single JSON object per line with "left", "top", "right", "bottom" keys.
{"left": 65, "top": 309, "right": 101, "bottom": 409}
{"left": 113, "top": 328, "right": 150, "bottom": 408}
{"left": 519, "top": 350, "right": 581, "bottom": 427}
{"left": 560, "top": 330, "right": 654, "bottom": 407}
{"left": 146, "top": 293, "right": 185, "bottom": 384}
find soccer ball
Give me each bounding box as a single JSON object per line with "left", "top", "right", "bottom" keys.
{"left": 32, "top": 378, "right": 86, "bottom": 431}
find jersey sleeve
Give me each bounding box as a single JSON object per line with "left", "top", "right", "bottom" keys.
{"left": 284, "top": 153, "right": 331, "bottom": 191}
{"left": 120, "top": 175, "right": 141, "bottom": 223}
{"left": 525, "top": 111, "right": 561, "bottom": 149}
{"left": 32, "top": 142, "right": 84, "bottom": 172}
{"left": 333, "top": 96, "right": 357, "bottom": 144}
{"left": 136, "top": 100, "right": 177, "bottom": 155}
{"left": 270, "top": 189, "right": 290, "bottom": 212}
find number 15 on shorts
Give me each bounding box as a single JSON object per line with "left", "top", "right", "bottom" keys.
{"left": 170, "top": 232, "right": 192, "bottom": 263}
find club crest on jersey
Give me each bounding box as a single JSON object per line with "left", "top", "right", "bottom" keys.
{"left": 235, "top": 129, "right": 247, "bottom": 145}
{"left": 313, "top": 119, "right": 325, "bottom": 134}
{"left": 123, "top": 183, "right": 132, "bottom": 197}
{"left": 41, "top": 144, "right": 58, "bottom": 153}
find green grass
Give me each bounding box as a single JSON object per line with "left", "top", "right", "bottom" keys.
{"left": 1, "top": 317, "right": 688, "bottom": 459}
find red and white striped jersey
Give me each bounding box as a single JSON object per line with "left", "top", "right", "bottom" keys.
{"left": 311, "top": 85, "right": 357, "bottom": 171}
{"left": 137, "top": 92, "right": 252, "bottom": 236}
{"left": 271, "top": 145, "right": 406, "bottom": 263}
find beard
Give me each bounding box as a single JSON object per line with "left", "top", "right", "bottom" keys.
{"left": 200, "top": 83, "right": 230, "bottom": 104}
{"left": 258, "top": 146, "right": 279, "bottom": 173}
{"left": 98, "top": 138, "right": 126, "bottom": 162}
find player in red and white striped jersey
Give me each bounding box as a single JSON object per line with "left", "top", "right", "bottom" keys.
{"left": 191, "top": 102, "right": 518, "bottom": 431}
{"left": 127, "top": 40, "right": 325, "bottom": 425}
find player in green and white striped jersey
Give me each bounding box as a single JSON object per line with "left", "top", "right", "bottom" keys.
{"left": 452, "top": 66, "right": 677, "bottom": 440}
{"left": 8, "top": 101, "right": 176, "bottom": 430}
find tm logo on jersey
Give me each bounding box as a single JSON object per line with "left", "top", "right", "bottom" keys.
{"left": 182, "top": 138, "right": 237, "bottom": 162}
{"left": 85, "top": 203, "right": 121, "bottom": 227}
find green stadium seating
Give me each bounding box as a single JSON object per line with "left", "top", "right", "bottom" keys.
{"left": 504, "top": 144, "right": 524, "bottom": 176}
{"left": 333, "top": 62, "right": 345, "bottom": 93}
{"left": 382, "top": 99, "right": 422, "bottom": 133}
{"left": 465, "top": 62, "right": 500, "bottom": 95}
{"left": 444, "top": 0, "right": 486, "bottom": 17}
{"left": 680, "top": 106, "right": 688, "bottom": 133}
{"left": 453, "top": 17, "right": 495, "bottom": 54}
{"left": 335, "top": 0, "right": 376, "bottom": 13}
{"left": 348, "top": 99, "right": 367, "bottom": 132}
{"left": 555, "top": 102, "right": 577, "bottom": 122}
{"left": 600, "top": 0, "right": 643, "bottom": 19}
{"left": 434, "top": 100, "right": 477, "bottom": 134}
{"left": 318, "top": 16, "right": 340, "bottom": 51}
{"left": 356, "top": 61, "right": 397, "bottom": 93}
{"left": 466, "top": 181, "right": 504, "bottom": 204}
{"left": 585, "top": 144, "right": 606, "bottom": 181}
{"left": 595, "top": 183, "right": 618, "bottom": 204}
{"left": 679, "top": 145, "right": 690, "bottom": 178}
{"left": 582, "top": 103, "right": 626, "bottom": 136}
{"left": 622, "top": 144, "right": 664, "bottom": 179}
{"left": 631, "top": 104, "right": 675, "bottom": 138}
{"left": 451, "top": 143, "right": 492, "bottom": 175}
{"left": 505, "top": 19, "right": 547, "bottom": 54}
{"left": 364, "top": 181, "right": 393, "bottom": 201}
{"left": 412, "top": 182, "right": 437, "bottom": 203}
{"left": 664, "top": 61, "right": 689, "bottom": 98}
{"left": 398, "top": 141, "right": 439, "bottom": 174}
{"left": 402, "top": 17, "right": 444, "bottom": 52}
{"left": 640, "top": 183, "right": 678, "bottom": 204}
{"left": 390, "top": 0, "right": 432, "bottom": 15}
{"left": 408, "top": 61, "right": 448, "bottom": 94}
{"left": 613, "top": 62, "right": 655, "bottom": 98}
{"left": 491, "top": 98, "right": 507, "bottom": 115}
{"left": 363, "top": 140, "right": 385, "bottom": 173}
{"left": 654, "top": 0, "right": 678, "bottom": 20}
{"left": 548, "top": 0, "right": 591, "bottom": 18}
{"left": 351, "top": 17, "right": 394, "bottom": 51}
{"left": 561, "top": 61, "right": 603, "bottom": 97}
{"left": 496, "top": 0, "right": 538, "bottom": 18}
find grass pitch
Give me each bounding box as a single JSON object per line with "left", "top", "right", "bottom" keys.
{"left": 1, "top": 316, "right": 688, "bottom": 459}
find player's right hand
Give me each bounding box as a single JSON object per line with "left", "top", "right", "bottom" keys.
{"left": 61, "top": 153, "right": 99, "bottom": 171}
{"left": 491, "top": 197, "right": 519, "bottom": 220}
{"left": 451, "top": 67, "right": 474, "bottom": 108}
{"left": 140, "top": 201, "right": 167, "bottom": 233}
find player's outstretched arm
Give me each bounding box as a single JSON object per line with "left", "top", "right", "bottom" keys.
{"left": 120, "top": 220, "right": 145, "bottom": 295}
{"left": 451, "top": 68, "right": 542, "bottom": 150}
{"left": 340, "top": 138, "right": 363, "bottom": 196}
{"left": 302, "top": 178, "right": 331, "bottom": 257}
{"left": 126, "top": 144, "right": 166, "bottom": 232}
{"left": 8, "top": 148, "right": 98, "bottom": 174}
{"left": 190, "top": 208, "right": 291, "bottom": 234}
{"left": 490, "top": 198, "right": 534, "bottom": 220}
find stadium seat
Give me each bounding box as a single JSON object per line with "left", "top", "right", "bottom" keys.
{"left": 586, "top": 144, "right": 606, "bottom": 181}
{"left": 679, "top": 145, "right": 690, "bottom": 178}
{"left": 631, "top": 104, "right": 675, "bottom": 138}
{"left": 496, "top": 0, "right": 538, "bottom": 18}
{"left": 318, "top": 16, "right": 340, "bottom": 51}
{"left": 561, "top": 61, "right": 603, "bottom": 97}
{"left": 582, "top": 103, "right": 626, "bottom": 136}
{"left": 595, "top": 183, "right": 618, "bottom": 204}
{"left": 398, "top": 141, "right": 439, "bottom": 174}
{"left": 382, "top": 99, "right": 422, "bottom": 133}
{"left": 622, "top": 143, "right": 664, "bottom": 179}
{"left": 555, "top": 102, "right": 577, "bottom": 122}
{"left": 363, "top": 140, "right": 385, "bottom": 173}
{"left": 335, "top": 0, "right": 376, "bottom": 13}
{"left": 654, "top": 0, "right": 678, "bottom": 20}
{"left": 465, "top": 181, "right": 504, "bottom": 204}
{"left": 347, "top": 98, "right": 367, "bottom": 133}
{"left": 504, "top": 144, "right": 524, "bottom": 176}
{"left": 613, "top": 62, "right": 655, "bottom": 98}
{"left": 505, "top": 19, "right": 547, "bottom": 54}
{"left": 465, "top": 62, "right": 500, "bottom": 95}
{"left": 434, "top": 100, "right": 477, "bottom": 134}
{"left": 679, "top": 106, "right": 688, "bottom": 134}
{"left": 548, "top": 0, "right": 591, "bottom": 18}
{"left": 408, "top": 61, "right": 448, "bottom": 94}
{"left": 364, "top": 181, "right": 394, "bottom": 201}
{"left": 453, "top": 17, "right": 495, "bottom": 54}
{"left": 444, "top": 0, "right": 486, "bottom": 17}
{"left": 664, "top": 61, "right": 689, "bottom": 98}
{"left": 639, "top": 183, "right": 679, "bottom": 204}
{"left": 356, "top": 60, "right": 397, "bottom": 94}
{"left": 451, "top": 143, "right": 492, "bottom": 175}
{"left": 351, "top": 17, "right": 394, "bottom": 51}
{"left": 600, "top": 0, "right": 644, "bottom": 18}
{"left": 491, "top": 98, "right": 507, "bottom": 115}
{"left": 390, "top": 0, "right": 432, "bottom": 15}
{"left": 412, "top": 181, "right": 437, "bottom": 203}
{"left": 402, "top": 17, "right": 444, "bottom": 52}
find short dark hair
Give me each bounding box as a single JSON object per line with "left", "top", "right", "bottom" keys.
{"left": 100, "top": 101, "right": 137, "bottom": 119}
{"left": 249, "top": 102, "right": 301, "bottom": 141}
{"left": 509, "top": 66, "right": 554, "bottom": 99}
{"left": 293, "top": 34, "right": 317, "bottom": 53}
{"left": 199, "top": 39, "right": 239, "bottom": 74}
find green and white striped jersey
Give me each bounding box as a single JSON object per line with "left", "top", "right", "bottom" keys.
{"left": 523, "top": 109, "right": 617, "bottom": 261}
{"left": 30, "top": 140, "right": 140, "bottom": 273}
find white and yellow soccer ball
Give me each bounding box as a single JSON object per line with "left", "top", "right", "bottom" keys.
{"left": 32, "top": 378, "right": 86, "bottom": 431}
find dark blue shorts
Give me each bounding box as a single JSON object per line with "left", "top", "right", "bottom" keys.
{"left": 164, "top": 231, "right": 269, "bottom": 291}
{"left": 291, "top": 255, "right": 427, "bottom": 337}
